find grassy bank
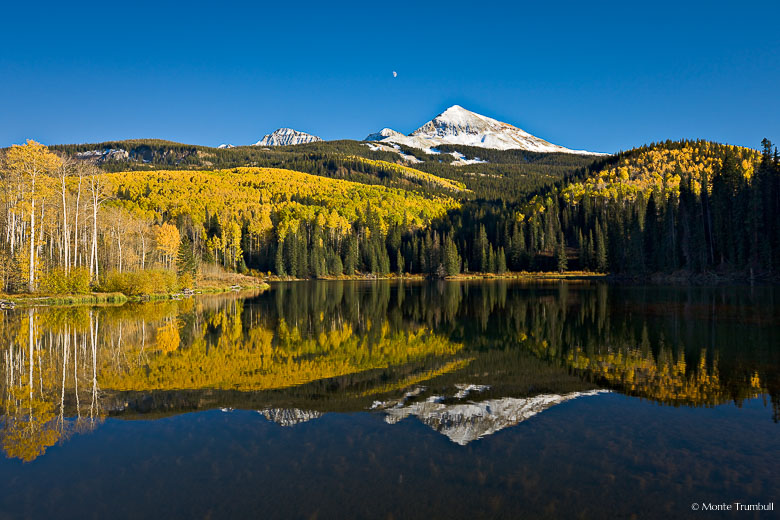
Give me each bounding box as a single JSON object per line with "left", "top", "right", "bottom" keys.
{"left": 266, "top": 271, "right": 606, "bottom": 283}
{"left": 1, "top": 292, "right": 129, "bottom": 307}
{"left": 447, "top": 271, "right": 606, "bottom": 281}
{"left": 1, "top": 272, "right": 270, "bottom": 308}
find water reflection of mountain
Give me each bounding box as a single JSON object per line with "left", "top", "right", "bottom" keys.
{"left": 377, "top": 387, "right": 608, "bottom": 445}
{"left": 249, "top": 388, "right": 608, "bottom": 445}
{"left": 258, "top": 408, "right": 323, "bottom": 427}
{"left": 1, "top": 281, "right": 778, "bottom": 461}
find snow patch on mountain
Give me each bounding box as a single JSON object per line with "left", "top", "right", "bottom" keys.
{"left": 367, "top": 105, "right": 605, "bottom": 155}
{"left": 254, "top": 128, "right": 323, "bottom": 147}
{"left": 363, "top": 142, "right": 422, "bottom": 163}
{"left": 217, "top": 143, "right": 234, "bottom": 149}
{"left": 450, "top": 151, "right": 488, "bottom": 166}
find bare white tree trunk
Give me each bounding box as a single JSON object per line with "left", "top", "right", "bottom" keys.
{"left": 28, "top": 196, "right": 35, "bottom": 292}
{"left": 60, "top": 168, "right": 70, "bottom": 271}
{"left": 90, "top": 201, "right": 98, "bottom": 279}
{"left": 140, "top": 230, "right": 146, "bottom": 270}
{"left": 73, "top": 174, "right": 82, "bottom": 268}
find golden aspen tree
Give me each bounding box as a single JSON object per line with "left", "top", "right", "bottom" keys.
{"left": 5, "top": 141, "right": 61, "bottom": 292}
{"left": 155, "top": 223, "right": 180, "bottom": 269}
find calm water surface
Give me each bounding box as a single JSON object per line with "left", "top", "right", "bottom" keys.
{"left": 1, "top": 281, "right": 778, "bottom": 519}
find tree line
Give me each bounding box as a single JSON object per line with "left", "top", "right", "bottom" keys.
{"left": 3, "top": 138, "right": 778, "bottom": 294}
{"left": 557, "top": 139, "right": 780, "bottom": 275}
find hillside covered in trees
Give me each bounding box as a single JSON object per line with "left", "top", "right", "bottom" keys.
{"left": 50, "top": 138, "right": 595, "bottom": 202}
{"left": 1, "top": 136, "right": 778, "bottom": 295}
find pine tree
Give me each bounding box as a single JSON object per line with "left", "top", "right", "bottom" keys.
{"left": 644, "top": 194, "right": 659, "bottom": 272}
{"left": 556, "top": 232, "right": 568, "bottom": 273}
{"left": 497, "top": 247, "right": 507, "bottom": 274}
{"left": 344, "top": 236, "right": 359, "bottom": 275}
{"left": 327, "top": 249, "right": 343, "bottom": 275}
{"left": 595, "top": 220, "right": 608, "bottom": 272}
{"left": 275, "top": 241, "right": 286, "bottom": 276}
{"left": 578, "top": 230, "right": 587, "bottom": 270}
{"left": 627, "top": 209, "right": 645, "bottom": 273}
{"left": 510, "top": 223, "right": 525, "bottom": 270}
{"left": 176, "top": 235, "right": 197, "bottom": 277}
{"left": 477, "top": 225, "right": 489, "bottom": 272}
{"left": 587, "top": 230, "right": 595, "bottom": 271}
{"left": 444, "top": 236, "right": 461, "bottom": 276}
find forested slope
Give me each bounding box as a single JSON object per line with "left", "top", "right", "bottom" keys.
{"left": 2, "top": 137, "right": 778, "bottom": 295}
{"left": 518, "top": 139, "right": 780, "bottom": 275}
{"left": 49, "top": 138, "right": 596, "bottom": 202}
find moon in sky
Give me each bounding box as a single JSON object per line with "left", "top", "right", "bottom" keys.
{"left": 392, "top": 71, "right": 397, "bottom": 78}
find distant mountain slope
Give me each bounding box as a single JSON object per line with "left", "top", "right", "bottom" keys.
{"left": 49, "top": 138, "right": 600, "bottom": 202}
{"left": 254, "top": 128, "right": 322, "bottom": 146}
{"left": 367, "top": 105, "right": 604, "bottom": 155}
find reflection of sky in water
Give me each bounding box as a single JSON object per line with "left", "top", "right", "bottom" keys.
{"left": 0, "top": 282, "right": 779, "bottom": 518}
{"left": 1, "top": 395, "right": 777, "bottom": 519}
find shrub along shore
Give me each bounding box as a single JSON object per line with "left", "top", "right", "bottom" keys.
{"left": 1, "top": 269, "right": 269, "bottom": 307}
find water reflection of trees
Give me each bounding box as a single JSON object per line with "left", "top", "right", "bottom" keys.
{"left": 0, "top": 290, "right": 468, "bottom": 460}
{"left": 2, "top": 282, "right": 778, "bottom": 461}
{"left": 412, "top": 282, "right": 778, "bottom": 416}
{"left": 1, "top": 308, "right": 106, "bottom": 461}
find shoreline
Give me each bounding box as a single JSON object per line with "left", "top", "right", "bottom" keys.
{"left": 0, "top": 281, "right": 270, "bottom": 308}
{"left": 6, "top": 268, "right": 776, "bottom": 307}
{"left": 266, "top": 271, "right": 606, "bottom": 283}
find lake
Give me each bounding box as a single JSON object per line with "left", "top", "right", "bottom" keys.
{"left": 1, "top": 281, "right": 778, "bottom": 519}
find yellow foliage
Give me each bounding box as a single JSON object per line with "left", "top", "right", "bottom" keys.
{"left": 561, "top": 143, "right": 760, "bottom": 204}
{"left": 345, "top": 156, "right": 468, "bottom": 192}
{"left": 156, "top": 320, "right": 181, "bottom": 353}
{"left": 155, "top": 222, "right": 180, "bottom": 259}
{"left": 103, "top": 167, "right": 459, "bottom": 243}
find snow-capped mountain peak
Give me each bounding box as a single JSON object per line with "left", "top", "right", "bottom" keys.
{"left": 254, "top": 128, "right": 322, "bottom": 147}
{"left": 365, "top": 128, "right": 404, "bottom": 141}
{"left": 366, "top": 105, "right": 603, "bottom": 155}
{"left": 413, "top": 104, "right": 498, "bottom": 136}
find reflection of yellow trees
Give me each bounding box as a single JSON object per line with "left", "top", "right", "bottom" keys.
{"left": 155, "top": 320, "right": 181, "bottom": 353}
{"left": 1, "top": 308, "right": 114, "bottom": 461}
{"left": 565, "top": 347, "right": 725, "bottom": 405}
{"left": 99, "top": 314, "right": 463, "bottom": 392}
{"left": 0, "top": 294, "right": 266, "bottom": 462}
{"left": 2, "top": 385, "right": 59, "bottom": 462}
{"left": 528, "top": 339, "right": 765, "bottom": 407}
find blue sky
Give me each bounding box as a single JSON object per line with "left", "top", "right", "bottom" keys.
{"left": 1, "top": 1, "right": 778, "bottom": 153}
